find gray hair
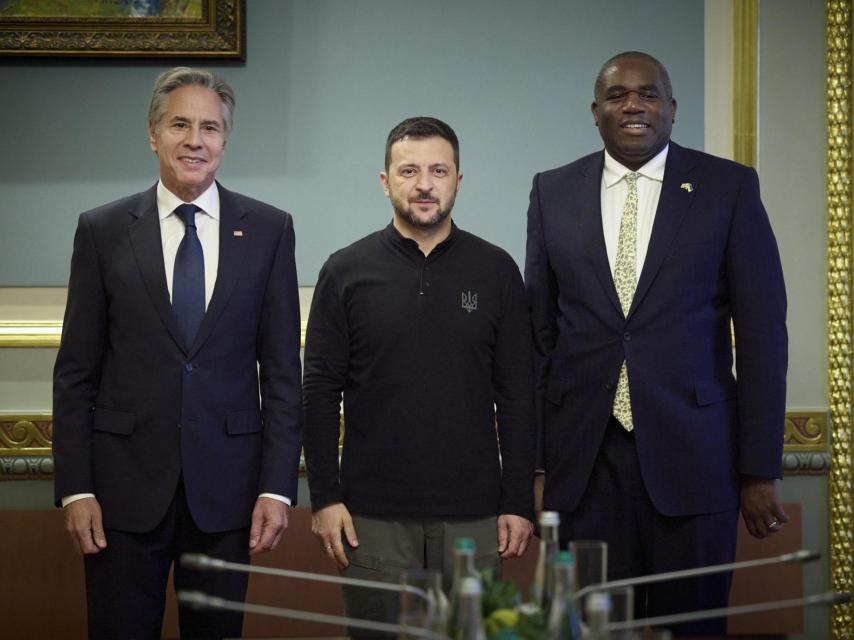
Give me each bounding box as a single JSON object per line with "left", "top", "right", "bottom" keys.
{"left": 148, "top": 67, "right": 236, "bottom": 137}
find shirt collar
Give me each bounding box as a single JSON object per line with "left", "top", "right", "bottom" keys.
{"left": 157, "top": 180, "right": 220, "bottom": 221}
{"left": 602, "top": 144, "right": 669, "bottom": 188}
{"left": 382, "top": 220, "right": 459, "bottom": 255}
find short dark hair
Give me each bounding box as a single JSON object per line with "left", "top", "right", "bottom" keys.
{"left": 384, "top": 117, "right": 460, "bottom": 171}
{"left": 593, "top": 51, "right": 673, "bottom": 102}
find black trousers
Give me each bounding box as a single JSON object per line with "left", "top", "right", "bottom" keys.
{"left": 84, "top": 480, "right": 249, "bottom": 640}
{"left": 558, "top": 416, "right": 738, "bottom": 637}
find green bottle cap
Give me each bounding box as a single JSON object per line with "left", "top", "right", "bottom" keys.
{"left": 454, "top": 537, "right": 476, "bottom": 551}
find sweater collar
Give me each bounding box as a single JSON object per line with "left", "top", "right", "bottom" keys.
{"left": 382, "top": 220, "right": 459, "bottom": 259}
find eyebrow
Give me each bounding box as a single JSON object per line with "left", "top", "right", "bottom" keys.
{"left": 398, "top": 162, "right": 450, "bottom": 170}
{"left": 168, "top": 115, "right": 222, "bottom": 128}
{"left": 606, "top": 84, "right": 661, "bottom": 93}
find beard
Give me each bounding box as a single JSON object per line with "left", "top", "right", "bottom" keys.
{"left": 390, "top": 190, "right": 455, "bottom": 229}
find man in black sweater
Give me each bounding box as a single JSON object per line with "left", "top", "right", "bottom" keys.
{"left": 303, "top": 117, "right": 535, "bottom": 632}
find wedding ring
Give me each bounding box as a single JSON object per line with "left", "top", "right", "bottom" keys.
{"left": 768, "top": 520, "right": 781, "bottom": 531}
{"left": 324, "top": 545, "right": 333, "bottom": 550}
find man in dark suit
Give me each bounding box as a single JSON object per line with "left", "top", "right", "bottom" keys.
{"left": 53, "top": 67, "right": 303, "bottom": 639}
{"left": 525, "top": 51, "right": 788, "bottom": 634}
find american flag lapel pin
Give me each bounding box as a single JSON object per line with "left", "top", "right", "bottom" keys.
{"left": 680, "top": 182, "right": 694, "bottom": 193}
{"left": 233, "top": 230, "right": 244, "bottom": 237}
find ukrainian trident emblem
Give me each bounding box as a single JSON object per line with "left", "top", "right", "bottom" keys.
{"left": 461, "top": 291, "right": 478, "bottom": 313}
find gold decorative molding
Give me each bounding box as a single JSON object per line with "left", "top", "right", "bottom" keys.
{"left": 783, "top": 412, "right": 831, "bottom": 476}
{"left": 784, "top": 411, "right": 829, "bottom": 451}
{"left": 0, "top": 320, "right": 308, "bottom": 349}
{"left": 0, "top": 414, "right": 53, "bottom": 479}
{"left": 732, "top": 0, "right": 758, "bottom": 167}
{"left": 0, "top": 416, "right": 52, "bottom": 456}
{"left": 1, "top": 411, "right": 809, "bottom": 480}
{"left": 0, "top": 321, "right": 61, "bottom": 348}
{"left": 826, "top": 1, "right": 854, "bottom": 637}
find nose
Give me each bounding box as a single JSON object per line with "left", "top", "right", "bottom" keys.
{"left": 183, "top": 125, "right": 202, "bottom": 148}
{"left": 621, "top": 91, "right": 644, "bottom": 112}
{"left": 415, "top": 172, "right": 433, "bottom": 192}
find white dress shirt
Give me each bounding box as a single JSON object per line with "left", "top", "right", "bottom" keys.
{"left": 63, "top": 181, "right": 290, "bottom": 507}
{"left": 157, "top": 181, "right": 220, "bottom": 308}
{"left": 601, "top": 144, "right": 669, "bottom": 276}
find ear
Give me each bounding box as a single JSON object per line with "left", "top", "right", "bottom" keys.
{"left": 590, "top": 102, "right": 599, "bottom": 126}
{"left": 148, "top": 124, "right": 158, "bottom": 154}
{"left": 671, "top": 98, "right": 678, "bottom": 123}
{"left": 379, "top": 171, "right": 391, "bottom": 197}
{"left": 455, "top": 172, "right": 463, "bottom": 194}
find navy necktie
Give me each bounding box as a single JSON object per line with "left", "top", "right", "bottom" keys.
{"left": 172, "top": 203, "right": 205, "bottom": 348}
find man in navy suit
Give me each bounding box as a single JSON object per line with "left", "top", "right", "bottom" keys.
{"left": 53, "top": 67, "right": 303, "bottom": 639}
{"left": 525, "top": 52, "right": 788, "bottom": 634}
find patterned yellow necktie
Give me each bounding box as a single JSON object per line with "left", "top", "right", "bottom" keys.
{"left": 612, "top": 172, "right": 639, "bottom": 431}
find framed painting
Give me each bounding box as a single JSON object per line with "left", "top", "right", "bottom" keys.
{"left": 0, "top": 0, "right": 245, "bottom": 59}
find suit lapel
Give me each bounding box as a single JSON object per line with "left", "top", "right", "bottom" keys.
{"left": 188, "top": 184, "right": 248, "bottom": 358}
{"left": 578, "top": 153, "right": 624, "bottom": 317}
{"left": 127, "top": 185, "right": 188, "bottom": 352}
{"left": 630, "top": 142, "right": 697, "bottom": 316}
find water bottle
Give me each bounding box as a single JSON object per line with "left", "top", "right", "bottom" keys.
{"left": 451, "top": 576, "right": 486, "bottom": 640}
{"left": 447, "top": 537, "right": 477, "bottom": 632}
{"left": 532, "top": 510, "right": 561, "bottom": 612}
{"left": 545, "top": 550, "right": 582, "bottom": 639}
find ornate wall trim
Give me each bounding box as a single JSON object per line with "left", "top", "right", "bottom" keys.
{"left": 732, "top": 0, "right": 758, "bottom": 167}
{"left": 2, "top": 411, "right": 822, "bottom": 480}
{"left": 826, "top": 1, "right": 854, "bottom": 637}
{"left": 783, "top": 411, "right": 831, "bottom": 475}
{"left": 0, "top": 320, "right": 308, "bottom": 349}
{"left": 0, "top": 321, "right": 61, "bottom": 348}
{"left": 0, "top": 414, "right": 54, "bottom": 479}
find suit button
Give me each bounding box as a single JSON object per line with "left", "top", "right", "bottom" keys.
{"left": 185, "top": 363, "right": 193, "bottom": 372}
{"left": 623, "top": 332, "right": 631, "bottom": 341}
{"left": 605, "top": 382, "right": 614, "bottom": 390}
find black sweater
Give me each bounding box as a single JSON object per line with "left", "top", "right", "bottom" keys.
{"left": 303, "top": 222, "right": 535, "bottom": 521}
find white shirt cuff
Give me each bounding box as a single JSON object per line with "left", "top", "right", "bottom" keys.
{"left": 62, "top": 493, "right": 96, "bottom": 508}
{"left": 62, "top": 492, "right": 291, "bottom": 508}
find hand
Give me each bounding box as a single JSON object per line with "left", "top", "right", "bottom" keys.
{"left": 740, "top": 476, "right": 789, "bottom": 539}
{"left": 497, "top": 514, "right": 534, "bottom": 559}
{"left": 249, "top": 497, "right": 289, "bottom": 556}
{"left": 64, "top": 497, "right": 107, "bottom": 555}
{"left": 312, "top": 502, "right": 358, "bottom": 569}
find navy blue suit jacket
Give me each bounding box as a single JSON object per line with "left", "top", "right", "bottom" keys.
{"left": 53, "top": 183, "right": 303, "bottom": 533}
{"left": 525, "top": 142, "right": 787, "bottom": 517}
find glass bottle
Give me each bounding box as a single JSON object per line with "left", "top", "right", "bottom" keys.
{"left": 451, "top": 576, "right": 486, "bottom": 640}
{"left": 447, "top": 537, "right": 477, "bottom": 633}
{"left": 532, "top": 510, "right": 561, "bottom": 613}
{"left": 545, "top": 551, "right": 582, "bottom": 640}
{"left": 584, "top": 591, "right": 612, "bottom": 640}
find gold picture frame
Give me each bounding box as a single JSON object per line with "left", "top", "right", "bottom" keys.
{"left": 0, "top": 0, "right": 245, "bottom": 59}
{"left": 826, "top": 2, "right": 853, "bottom": 637}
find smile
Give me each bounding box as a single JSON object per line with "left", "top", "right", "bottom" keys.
{"left": 622, "top": 123, "right": 649, "bottom": 129}
{"left": 180, "top": 157, "right": 206, "bottom": 164}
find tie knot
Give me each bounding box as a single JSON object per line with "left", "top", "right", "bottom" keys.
{"left": 625, "top": 172, "right": 639, "bottom": 186}
{"left": 175, "top": 203, "right": 200, "bottom": 228}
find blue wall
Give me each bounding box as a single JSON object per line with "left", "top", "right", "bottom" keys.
{"left": 0, "top": 0, "right": 704, "bottom": 285}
